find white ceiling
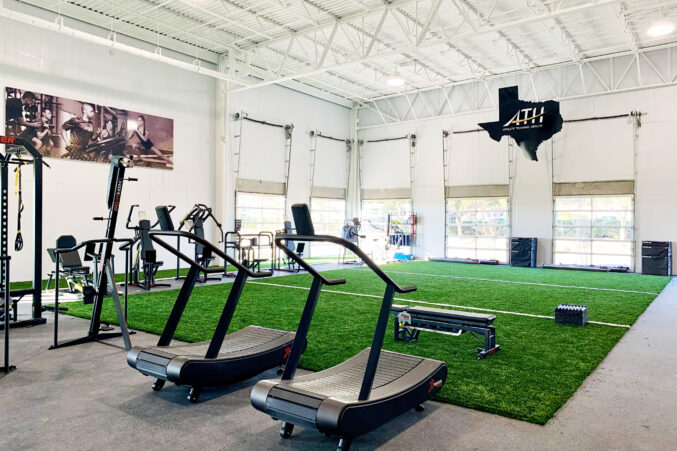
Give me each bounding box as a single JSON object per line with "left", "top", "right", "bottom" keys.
{"left": 6, "top": 0, "right": 677, "bottom": 108}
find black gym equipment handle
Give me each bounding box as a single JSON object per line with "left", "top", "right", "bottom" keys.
{"left": 276, "top": 234, "right": 416, "bottom": 293}
{"left": 55, "top": 238, "right": 134, "bottom": 254}
{"left": 125, "top": 205, "right": 140, "bottom": 231}
{"left": 275, "top": 238, "right": 345, "bottom": 286}
{"left": 149, "top": 230, "right": 272, "bottom": 278}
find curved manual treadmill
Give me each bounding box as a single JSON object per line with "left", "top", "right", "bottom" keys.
{"left": 127, "top": 231, "right": 298, "bottom": 402}
{"left": 251, "top": 204, "right": 447, "bottom": 451}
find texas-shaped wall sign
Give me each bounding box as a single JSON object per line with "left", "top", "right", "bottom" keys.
{"left": 479, "top": 86, "right": 563, "bottom": 161}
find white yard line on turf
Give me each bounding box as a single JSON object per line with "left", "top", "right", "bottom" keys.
{"left": 249, "top": 281, "right": 631, "bottom": 329}
{"left": 356, "top": 269, "right": 660, "bottom": 295}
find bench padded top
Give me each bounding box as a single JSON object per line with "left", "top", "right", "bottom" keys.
{"left": 391, "top": 304, "right": 495, "bottom": 323}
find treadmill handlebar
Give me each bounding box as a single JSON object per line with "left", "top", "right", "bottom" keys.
{"left": 148, "top": 230, "right": 273, "bottom": 278}
{"left": 276, "top": 234, "right": 417, "bottom": 293}
{"left": 276, "top": 238, "right": 346, "bottom": 286}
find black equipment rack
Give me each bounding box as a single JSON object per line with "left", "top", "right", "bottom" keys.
{"left": 0, "top": 136, "right": 48, "bottom": 330}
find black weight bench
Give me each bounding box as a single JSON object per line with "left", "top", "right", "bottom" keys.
{"left": 391, "top": 304, "right": 500, "bottom": 359}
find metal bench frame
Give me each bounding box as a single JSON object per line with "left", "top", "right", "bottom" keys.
{"left": 392, "top": 305, "right": 500, "bottom": 359}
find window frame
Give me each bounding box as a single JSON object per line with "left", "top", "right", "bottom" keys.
{"left": 445, "top": 196, "right": 510, "bottom": 263}
{"left": 553, "top": 194, "right": 635, "bottom": 269}
{"left": 309, "top": 196, "right": 346, "bottom": 258}
{"left": 235, "top": 191, "right": 286, "bottom": 234}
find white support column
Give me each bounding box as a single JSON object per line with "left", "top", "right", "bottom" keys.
{"left": 632, "top": 111, "right": 641, "bottom": 273}
{"left": 214, "top": 54, "right": 230, "bottom": 264}
{"left": 346, "top": 103, "right": 361, "bottom": 219}
{"left": 442, "top": 130, "right": 450, "bottom": 258}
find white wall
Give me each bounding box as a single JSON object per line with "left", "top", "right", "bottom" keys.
{"left": 359, "top": 83, "right": 677, "bottom": 272}
{"left": 0, "top": 17, "right": 216, "bottom": 281}
{"left": 227, "top": 85, "right": 351, "bottom": 229}
{"left": 360, "top": 138, "right": 411, "bottom": 191}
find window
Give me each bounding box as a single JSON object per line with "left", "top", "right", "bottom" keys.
{"left": 361, "top": 199, "right": 412, "bottom": 258}
{"left": 236, "top": 192, "right": 285, "bottom": 233}
{"left": 362, "top": 199, "right": 412, "bottom": 239}
{"left": 235, "top": 192, "right": 285, "bottom": 261}
{"left": 554, "top": 195, "right": 634, "bottom": 268}
{"left": 310, "top": 197, "right": 346, "bottom": 257}
{"left": 446, "top": 198, "right": 510, "bottom": 263}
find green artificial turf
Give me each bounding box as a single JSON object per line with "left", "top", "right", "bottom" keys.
{"left": 9, "top": 257, "right": 335, "bottom": 291}
{"left": 63, "top": 261, "right": 671, "bottom": 424}
{"left": 8, "top": 266, "right": 228, "bottom": 291}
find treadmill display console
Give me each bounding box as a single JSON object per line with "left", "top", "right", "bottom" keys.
{"left": 291, "top": 204, "right": 314, "bottom": 235}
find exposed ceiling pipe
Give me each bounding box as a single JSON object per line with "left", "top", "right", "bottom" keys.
{"left": 0, "top": 5, "right": 252, "bottom": 87}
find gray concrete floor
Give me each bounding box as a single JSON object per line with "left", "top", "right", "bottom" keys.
{"left": 2, "top": 278, "right": 677, "bottom": 450}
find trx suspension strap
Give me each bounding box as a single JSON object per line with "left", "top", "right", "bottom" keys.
{"left": 14, "top": 161, "right": 25, "bottom": 251}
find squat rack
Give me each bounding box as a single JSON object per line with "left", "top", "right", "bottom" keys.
{"left": 0, "top": 136, "right": 47, "bottom": 330}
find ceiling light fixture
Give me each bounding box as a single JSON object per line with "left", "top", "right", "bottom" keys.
{"left": 386, "top": 74, "right": 405, "bottom": 88}
{"left": 648, "top": 20, "right": 675, "bottom": 37}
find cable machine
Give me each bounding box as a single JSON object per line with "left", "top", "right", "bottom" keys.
{"left": 0, "top": 136, "right": 48, "bottom": 331}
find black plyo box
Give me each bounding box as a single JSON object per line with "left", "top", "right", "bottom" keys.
{"left": 641, "top": 241, "right": 672, "bottom": 276}
{"left": 555, "top": 304, "right": 588, "bottom": 326}
{"left": 510, "top": 237, "right": 537, "bottom": 268}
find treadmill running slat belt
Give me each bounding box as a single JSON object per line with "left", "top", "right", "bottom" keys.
{"left": 288, "top": 351, "right": 423, "bottom": 401}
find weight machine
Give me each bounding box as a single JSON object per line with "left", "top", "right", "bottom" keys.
{"left": 225, "top": 221, "right": 274, "bottom": 275}
{"left": 272, "top": 221, "right": 304, "bottom": 272}
{"left": 123, "top": 205, "right": 175, "bottom": 290}
{"left": 45, "top": 235, "right": 98, "bottom": 305}
{"left": 339, "top": 218, "right": 364, "bottom": 264}
{"left": 177, "top": 204, "right": 225, "bottom": 282}
{"left": 387, "top": 213, "right": 417, "bottom": 261}
{"left": 50, "top": 155, "right": 134, "bottom": 351}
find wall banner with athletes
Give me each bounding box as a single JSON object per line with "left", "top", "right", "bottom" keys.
{"left": 4, "top": 87, "right": 174, "bottom": 169}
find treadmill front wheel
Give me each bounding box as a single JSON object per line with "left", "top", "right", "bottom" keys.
{"left": 152, "top": 379, "right": 165, "bottom": 392}
{"left": 280, "top": 422, "right": 294, "bottom": 438}
{"left": 337, "top": 437, "right": 352, "bottom": 451}
{"left": 188, "top": 386, "right": 202, "bottom": 403}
